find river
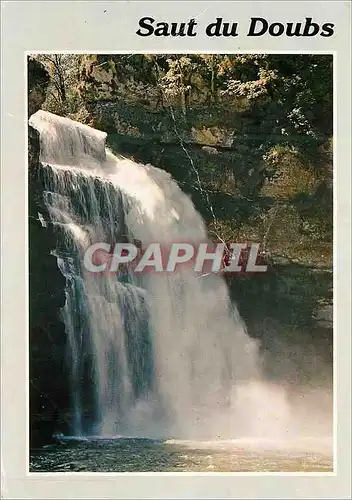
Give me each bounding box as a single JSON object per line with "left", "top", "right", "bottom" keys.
{"left": 30, "top": 437, "right": 332, "bottom": 473}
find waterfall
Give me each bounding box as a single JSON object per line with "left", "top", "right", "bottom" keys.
{"left": 29, "top": 110, "right": 263, "bottom": 440}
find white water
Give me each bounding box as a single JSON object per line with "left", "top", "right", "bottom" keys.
{"left": 29, "top": 111, "right": 332, "bottom": 445}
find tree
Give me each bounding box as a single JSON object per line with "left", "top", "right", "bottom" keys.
{"left": 34, "top": 54, "right": 84, "bottom": 116}
{"left": 159, "top": 56, "right": 194, "bottom": 114}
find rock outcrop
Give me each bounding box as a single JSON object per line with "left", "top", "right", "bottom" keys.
{"left": 28, "top": 57, "right": 50, "bottom": 117}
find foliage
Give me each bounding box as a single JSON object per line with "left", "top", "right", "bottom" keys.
{"left": 33, "top": 54, "right": 91, "bottom": 122}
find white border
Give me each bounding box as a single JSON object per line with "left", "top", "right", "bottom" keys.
{"left": 1, "top": 1, "right": 351, "bottom": 498}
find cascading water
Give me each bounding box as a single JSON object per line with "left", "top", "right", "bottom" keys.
{"left": 29, "top": 110, "right": 266, "bottom": 440}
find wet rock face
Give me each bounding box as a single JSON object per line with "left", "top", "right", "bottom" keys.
{"left": 28, "top": 60, "right": 70, "bottom": 447}
{"left": 28, "top": 124, "right": 40, "bottom": 168}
